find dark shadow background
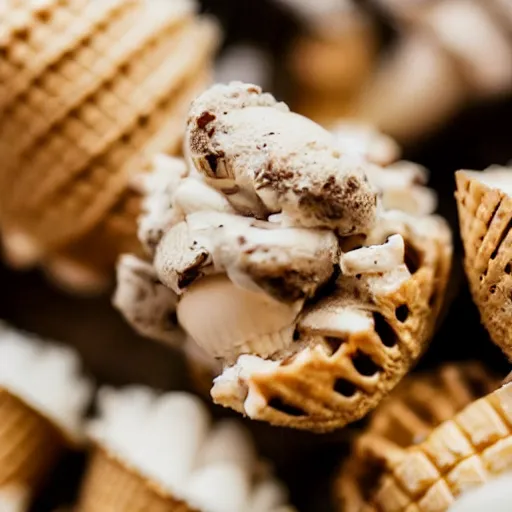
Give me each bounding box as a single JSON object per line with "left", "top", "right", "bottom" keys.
{"left": 0, "top": 1, "right": 510, "bottom": 511}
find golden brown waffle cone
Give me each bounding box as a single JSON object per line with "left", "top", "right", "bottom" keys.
{"left": 335, "top": 363, "right": 507, "bottom": 512}
{"left": 0, "top": 0, "right": 219, "bottom": 292}
{"left": 0, "top": 386, "right": 67, "bottom": 505}
{"left": 212, "top": 213, "right": 452, "bottom": 431}
{"left": 77, "top": 445, "right": 198, "bottom": 512}
{"left": 455, "top": 169, "right": 512, "bottom": 359}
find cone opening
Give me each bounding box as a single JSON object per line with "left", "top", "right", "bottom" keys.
{"left": 268, "top": 397, "right": 306, "bottom": 417}
{"left": 395, "top": 304, "right": 409, "bottom": 323}
{"left": 324, "top": 335, "right": 346, "bottom": 355}
{"left": 333, "top": 378, "right": 358, "bottom": 398}
{"left": 352, "top": 350, "right": 381, "bottom": 377}
{"left": 373, "top": 312, "right": 398, "bottom": 348}
{"left": 404, "top": 240, "right": 421, "bottom": 274}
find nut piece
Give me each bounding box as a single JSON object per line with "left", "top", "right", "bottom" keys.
{"left": 340, "top": 234, "right": 405, "bottom": 276}
{"left": 187, "top": 82, "right": 378, "bottom": 235}
{"left": 113, "top": 255, "right": 182, "bottom": 347}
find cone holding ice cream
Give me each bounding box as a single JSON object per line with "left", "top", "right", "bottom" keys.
{"left": 77, "top": 387, "right": 293, "bottom": 512}
{"left": 0, "top": 0, "right": 219, "bottom": 293}
{"left": 0, "top": 322, "right": 92, "bottom": 511}
{"left": 114, "top": 82, "right": 452, "bottom": 431}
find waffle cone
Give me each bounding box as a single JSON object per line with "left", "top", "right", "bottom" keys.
{"left": 336, "top": 363, "right": 506, "bottom": 512}
{"left": 455, "top": 169, "right": 512, "bottom": 358}
{"left": 0, "top": 0, "right": 219, "bottom": 292}
{"left": 212, "top": 213, "right": 452, "bottom": 431}
{"left": 77, "top": 446, "right": 197, "bottom": 512}
{"left": 0, "top": 387, "right": 66, "bottom": 504}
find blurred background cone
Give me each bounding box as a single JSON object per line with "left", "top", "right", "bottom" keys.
{"left": 456, "top": 167, "right": 512, "bottom": 359}
{"left": 0, "top": 0, "right": 220, "bottom": 294}
{"left": 335, "top": 363, "right": 512, "bottom": 512}
{"left": 0, "top": 322, "right": 92, "bottom": 511}
{"left": 0, "top": 388, "right": 66, "bottom": 512}
{"left": 78, "top": 446, "right": 195, "bottom": 512}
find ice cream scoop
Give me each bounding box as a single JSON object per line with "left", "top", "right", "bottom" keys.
{"left": 115, "top": 82, "right": 452, "bottom": 431}
{"left": 187, "top": 82, "right": 378, "bottom": 235}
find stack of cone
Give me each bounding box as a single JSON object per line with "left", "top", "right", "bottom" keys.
{"left": 0, "top": 0, "right": 219, "bottom": 293}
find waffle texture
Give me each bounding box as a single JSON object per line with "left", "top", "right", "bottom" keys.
{"left": 0, "top": 0, "right": 219, "bottom": 291}
{"left": 336, "top": 363, "right": 506, "bottom": 512}
{"left": 212, "top": 211, "right": 452, "bottom": 431}
{"left": 0, "top": 388, "right": 66, "bottom": 510}
{"left": 78, "top": 447, "right": 197, "bottom": 512}
{"left": 456, "top": 168, "right": 512, "bottom": 359}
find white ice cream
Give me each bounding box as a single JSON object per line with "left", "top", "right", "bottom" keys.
{"left": 89, "top": 387, "right": 292, "bottom": 512}
{"left": 0, "top": 322, "right": 93, "bottom": 442}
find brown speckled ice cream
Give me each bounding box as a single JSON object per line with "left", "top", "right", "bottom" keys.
{"left": 114, "top": 82, "right": 452, "bottom": 431}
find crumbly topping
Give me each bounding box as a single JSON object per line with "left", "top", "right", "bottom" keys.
{"left": 113, "top": 255, "right": 182, "bottom": 346}
{"left": 154, "top": 211, "right": 339, "bottom": 301}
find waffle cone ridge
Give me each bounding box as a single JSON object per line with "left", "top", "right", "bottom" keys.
{"left": 336, "top": 363, "right": 507, "bottom": 512}
{"left": 0, "top": 387, "right": 66, "bottom": 500}
{"left": 77, "top": 446, "right": 197, "bottom": 512}
{"left": 456, "top": 169, "right": 512, "bottom": 359}
{"left": 0, "top": 0, "right": 219, "bottom": 289}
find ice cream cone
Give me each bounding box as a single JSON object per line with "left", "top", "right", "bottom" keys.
{"left": 336, "top": 363, "right": 506, "bottom": 512}
{"left": 456, "top": 167, "right": 512, "bottom": 359}
{"left": 0, "top": 388, "right": 65, "bottom": 512}
{"left": 78, "top": 446, "right": 196, "bottom": 512}
{"left": 0, "top": 0, "right": 219, "bottom": 293}
{"left": 77, "top": 387, "right": 293, "bottom": 512}
{"left": 212, "top": 211, "right": 452, "bottom": 431}
{"left": 357, "top": 0, "right": 512, "bottom": 143}
{"left": 0, "top": 323, "right": 92, "bottom": 511}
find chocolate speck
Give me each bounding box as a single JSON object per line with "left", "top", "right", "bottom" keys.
{"left": 197, "top": 111, "right": 216, "bottom": 129}
{"left": 206, "top": 154, "right": 218, "bottom": 174}
{"left": 345, "top": 176, "right": 360, "bottom": 194}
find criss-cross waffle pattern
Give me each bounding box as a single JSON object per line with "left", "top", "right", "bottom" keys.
{"left": 78, "top": 447, "right": 198, "bottom": 512}
{"left": 0, "top": 387, "right": 66, "bottom": 505}
{"left": 336, "top": 363, "right": 506, "bottom": 512}
{"left": 456, "top": 168, "right": 512, "bottom": 359}
{"left": 0, "top": 0, "right": 219, "bottom": 290}
{"left": 212, "top": 212, "right": 452, "bottom": 431}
